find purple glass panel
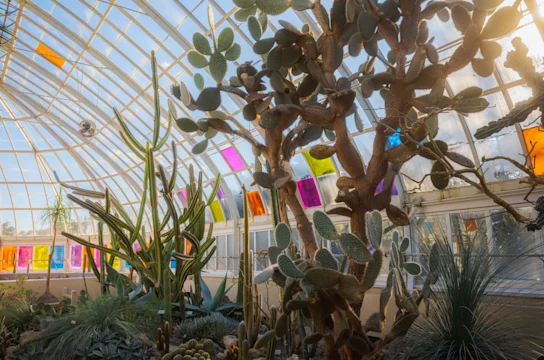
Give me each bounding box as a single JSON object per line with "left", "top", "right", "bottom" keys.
{"left": 375, "top": 180, "right": 398, "bottom": 196}
{"left": 221, "top": 146, "right": 245, "bottom": 171}
{"left": 17, "top": 246, "right": 33, "bottom": 270}
{"left": 210, "top": 180, "right": 225, "bottom": 200}
{"left": 70, "top": 245, "right": 82, "bottom": 268}
{"left": 297, "top": 178, "right": 322, "bottom": 208}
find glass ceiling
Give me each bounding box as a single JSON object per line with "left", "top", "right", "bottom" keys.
{"left": 0, "top": 0, "right": 543, "bottom": 237}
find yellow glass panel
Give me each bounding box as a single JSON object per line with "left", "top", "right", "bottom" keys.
{"left": 33, "top": 245, "right": 49, "bottom": 271}
{"left": 36, "top": 43, "right": 65, "bottom": 68}
{"left": 1, "top": 246, "right": 17, "bottom": 271}
{"left": 303, "top": 151, "right": 336, "bottom": 177}
{"left": 248, "top": 191, "right": 266, "bottom": 216}
{"left": 210, "top": 199, "right": 225, "bottom": 222}
{"left": 523, "top": 126, "right": 544, "bottom": 175}
{"left": 106, "top": 245, "right": 121, "bottom": 269}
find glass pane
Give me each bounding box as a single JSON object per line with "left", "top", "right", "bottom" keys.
{"left": 450, "top": 212, "right": 488, "bottom": 253}
{"left": 255, "top": 231, "right": 269, "bottom": 271}
{"left": 491, "top": 208, "right": 544, "bottom": 281}
{"left": 216, "top": 235, "right": 226, "bottom": 271}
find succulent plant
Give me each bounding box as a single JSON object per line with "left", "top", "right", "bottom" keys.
{"left": 55, "top": 52, "right": 219, "bottom": 311}
{"left": 163, "top": 338, "right": 215, "bottom": 360}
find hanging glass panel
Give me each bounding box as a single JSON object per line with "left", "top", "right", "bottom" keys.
{"left": 51, "top": 246, "right": 64, "bottom": 270}
{"left": 297, "top": 178, "right": 322, "bottom": 208}
{"left": 303, "top": 151, "right": 336, "bottom": 177}
{"left": 1, "top": 246, "right": 16, "bottom": 271}
{"left": 221, "top": 146, "right": 246, "bottom": 171}
{"left": 17, "top": 246, "right": 33, "bottom": 271}
{"left": 33, "top": 245, "right": 49, "bottom": 270}
{"left": 71, "top": 245, "right": 82, "bottom": 268}
{"left": 522, "top": 126, "right": 544, "bottom": 175}
{"left": 247, "top": 191, "right": 266, "bottom": 216}
{"left": 210, "top": 199, "right": 225, "bottom": 222}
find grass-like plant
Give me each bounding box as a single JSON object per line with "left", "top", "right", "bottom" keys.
{"left": 398, "top": 232, "right": 544, "bottom": 359}
{"left": 22, "top": 296, "right": 159, "bottom": 359}
{"left": 174, "top": 314, "right": 239, "bottom": 344}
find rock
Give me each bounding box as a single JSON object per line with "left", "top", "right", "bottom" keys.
{"left": 221, "top": 335, "right": 237, "bottom": 349}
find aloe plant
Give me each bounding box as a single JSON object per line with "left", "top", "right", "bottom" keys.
{"left": 56, "top": 52, "right": 218, "bottom": 307}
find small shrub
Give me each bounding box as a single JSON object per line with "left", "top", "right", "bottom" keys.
{"left": 174, "top": 314, "right": 238, "bottom": 344}
{"left": 15, "top": 295, "right": 157, "bottom": 360}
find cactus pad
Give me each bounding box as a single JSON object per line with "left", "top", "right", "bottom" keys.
{"left": 365, "top": 210, "right": 382, "bottom": 249}
{"left": 256, "top": 0, "right": 290, "bottom": 15}
{"left": 268, "top": 245, "right": 281, "bottom": 264}
{"left": 339, "top": 274, "right": 360, "bottom": 301}
{"left": 315, "top": 248, "right": 338, "bottom": 270}
{"left": 192, "top": 33, "right": 212, "bottom": 55}
{"left": 217, "top": 27, "right": 235, "bottom": 52}
{"left": 275, "top": 313, "right": 289, "bottom": 337}
{"left": 304, "top": 267, "right": 342, "bottom": 288}
{"left": 340, "top": 233, "right": 371, "bottom": 263}
{"left": 403, "top": 262, "right": 422, "bottom": 275}
{"left": 313, "top": 211, "right": 340, "bottom": 240}
{"left": 360, "top": 249, "right": 383, "bottom": 293}
{"left": 275, "top": 222, "right": 291, "bottom": 250}
{"left": 277, "top": 254, "right": 304, "bottom": 279}
{"left": 209, "top": 52, "right": 227, "bottom": 83}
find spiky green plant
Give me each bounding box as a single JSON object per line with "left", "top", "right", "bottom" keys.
{"left": 21, "top": 296, "right": 158, "bottom": 360}
{"left": 56, "top": 52, "right": 218, "bottom": 308}
{"left": 37, "top": 188, "right": 71, "bottom": 303}
{"left": 174, "top": 315, "right": 239, "bottom": 344}
{"left": 398, "top": 232, "right": 544, "bottom": 359}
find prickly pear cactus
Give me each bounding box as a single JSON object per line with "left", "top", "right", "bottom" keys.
{"left": 254, "top": 210, "right": 429, "bottom": 358}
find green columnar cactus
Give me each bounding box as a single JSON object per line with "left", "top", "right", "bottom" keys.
{"left": 56, "top": 51, "right": 218, "bottom": 304}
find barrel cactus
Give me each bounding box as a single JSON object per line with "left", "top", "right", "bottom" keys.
{"left": 162, "top": 338, "right": 215, "bottom": 360}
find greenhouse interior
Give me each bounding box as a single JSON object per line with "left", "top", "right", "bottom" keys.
{"left": 1, "top": 0, "right": 544, "bottom": 358}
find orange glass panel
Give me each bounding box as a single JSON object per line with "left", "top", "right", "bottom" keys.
{"left": 523, "top": 126, "right": 544, "bottom": 175}
{"left": 248, "top": 191, "right": 266, "bottom": 216}
{"left": 1, "top": 246, "right": 17, "bottom": 271}
{"left": 36, "top": 43, "right": 65, "bottom": 68}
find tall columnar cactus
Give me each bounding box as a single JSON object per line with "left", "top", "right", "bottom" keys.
{"left": 55, "top": 52, "right": 218, "bottom": 303}
{"left": 253, "top": 210, "right": 438, "bottom": 359}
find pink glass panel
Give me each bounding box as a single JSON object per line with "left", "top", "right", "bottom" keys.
{"left": 297, "top": 178, "right": 322, "bottom": 208}
{"left": 134, "top": 243, "right": 141, "bottom": 252}
{"left": 17, "top": 246, "right": 33, "bottom": 270}
{"left": 94, "top": 249, "right": 101, "bottom": 266}
{"left": 210, "top": 180, "right": 225, "bottom": 200}
{"left": 70, "top": 245, "right": 82, "bottom": 268}
{"left": 221, "top": 146, "right": 245, "bottom": 171}
{"left": 177, "top": 189, "right": 188, "bottom": 207}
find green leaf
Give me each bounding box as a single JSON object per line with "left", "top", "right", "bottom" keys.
{"left": 403, "top": 262, "right": 422, "bottom": 275}
{"left": 277, "top": 254, "right": 304, "bottom": 278}
{"left": 315, "top": 248, "right": 338, "bottom": 270}
{"left": 187, "top": 51, "right": 209, "bottom": 68}
{"left": 425, "top": 113, "right": 439, "bottom": 138}
{"left": 209, "top": 52, "right": 228, "bottom": 83}
{"left": 194, "top": 73, "right": 205, "bottom": 91}
{"left": 304, "top": 268, "right": 342, "bottom": 288}
{"left": 199, "top": 275, "right": 214, "bottom": 312}
{"left": 234, "top": 5, "right": 257, "bottom": 22}
{"left": 193, "top": 32, "right": 212, "bottom": 55}
{"left": 313, "top": 211, "right": 340, "bottom": 240}
{"left": 176, "top": 117, "right": 199, "bottom": 133}
{"left": 233, "top": 0, "right": 256, "bottom": 9}
{"left": 217, "top": 27, "right": 235, "bottom": 52}
{"left": 256, "top": 0, "right": 290, "bottom": 15}
{"left": 195, "top": 87, "right": 221, "bottom": 111}
{"left": 340, "top": 233, "right": 371, "bottom": 263}
{"left": 192, "top": 139, "right": 209, "bottom": 154}
{"left": 275, "top": 222, "right": 291, "bottom": 250}
{"left": 247, "top": 16, "right": 263, "bottom": 41}
{"left": 365, "top": 210, "right": 382, "bottom": 249}
{"left": 253, "top": 38, "right": 276, "bottom": 55}
{"left": 225, "top": 43, "right": 242, "bottom": 61}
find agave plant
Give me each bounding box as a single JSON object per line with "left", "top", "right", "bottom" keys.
{"left": 56, "top": 52, "right": 218, "bottom": 320}
{"left": 184, "top": 273, "right": 242, "bottom": 316}
{"left": 398, "top": 231, "right": 544, "bottom": 359}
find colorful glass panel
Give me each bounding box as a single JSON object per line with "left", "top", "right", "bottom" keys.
{"left": 33, "top": 245, "right": 49, "bottom": 270}
{"left": 247, "top": 191, "right": 266, "bottom": 216}
{"left": 522, "top": 126, "right": 544, "bottom": 175}
{"left": 210, "top": 199, "right": 225, "bottom": 222}
{"left": 1, "top": 246, "right": 17, "bottom": 271}
{"left": 221, "top": 146, "right": 246, "bottom": 171}
{"left": 51, "top": 246, "right": 64, "bottom": 269}
{"left": 17, "top": 246, "right": 33, "bottom": 271}
{"left": 297, "top": 178, "right": 322, "bottom": 208}
{"left": 71, "top": 245, "right": 82, "bottom": 268}
{"left": 303, "top": 151, "right": 336, "bottom": 177}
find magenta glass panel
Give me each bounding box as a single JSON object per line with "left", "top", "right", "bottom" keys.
{"left": 134, "top": 243, "right": 141, "bottom": 252}
{"left": 94, "top": 249, "right": 101, "bottom": 266}
{"left": 297, "top": 178, "right": 322, "bottom": 208}
{"left": 70, "top": 245, "right": 82, "bottom": 268}
{"left": 17, "top": 246, "right": 33, "bottom": 270}
{"left": 177, "top": 189, "right": 188, "bottom": 207}
{"left": 221, "top": 146, "right": 245, "bottom": 171}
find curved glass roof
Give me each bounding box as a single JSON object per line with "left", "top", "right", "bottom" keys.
{"left": 0, "top": 0, "right": 543, "bottom": 237}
